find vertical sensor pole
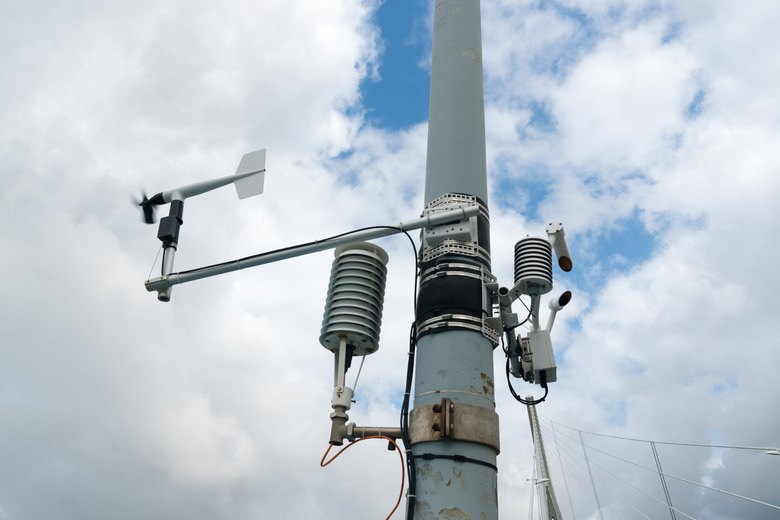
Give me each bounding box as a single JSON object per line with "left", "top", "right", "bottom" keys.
{"left": 411, "top": 1, "right": 499, "bottom": 518}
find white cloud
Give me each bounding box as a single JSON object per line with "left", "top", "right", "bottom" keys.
{"left": 480, "top": 1, "right": 780, "bottom": 518}
{"left": 2, "top": 0, "right": 780, "bottom": 519}
{"left": 551, "top": 21, "right": 699, "bottom": 169}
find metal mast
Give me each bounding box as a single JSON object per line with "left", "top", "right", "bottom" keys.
{"left": 528, "top": 403, "right": 564, "bottom": 520}
{"left": 409, "top": 1, "right": 499, "bottom": 518}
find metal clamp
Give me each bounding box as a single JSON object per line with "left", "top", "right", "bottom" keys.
{"left": 409, "top": 400, "right": 500, "bottom": 453}
{"left": 420, "top": 193, "right": 491, "bottom": 265}
{"left": 415, "top": 313, "right": 500, "bottom": 346}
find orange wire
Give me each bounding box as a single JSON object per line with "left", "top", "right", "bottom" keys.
{"left": 320, "top": 435, "right": 405, "bottom": 520}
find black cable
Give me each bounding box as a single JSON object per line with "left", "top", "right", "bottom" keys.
{"left": 505, "top": 357, "right": 548, "bottom": 406}
{"left": 375, "top": 226, "right": 419, "bottom": 520}
{"left": 162, "top": 221, "right": 425, "bottom": 511}
{"left": 503, "top": 307, "right": 533, "bottom": 333}
{"left": 175, "top": 224, "right": 413, "bottom": 278}
{"left": 401, "top": 322, "right": 417, "bottom": 520}
{"left": 412, "top": 453, "right": 498, "bottom": 472}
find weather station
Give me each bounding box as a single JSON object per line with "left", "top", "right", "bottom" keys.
{"left": 136, "top": 1, "right": 575, "bottom": 518}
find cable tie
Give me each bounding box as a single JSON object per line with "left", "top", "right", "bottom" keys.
{"left": 413, "top": 453, "right": 498, "bottom": 472}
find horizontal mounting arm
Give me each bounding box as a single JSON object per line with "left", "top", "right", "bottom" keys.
{"left": 145, "top": 205, "right": 480, "bottom": 294}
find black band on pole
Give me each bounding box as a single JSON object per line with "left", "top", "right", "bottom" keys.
{"left": 412, "top": 453, "right": 498, "bottom": 472}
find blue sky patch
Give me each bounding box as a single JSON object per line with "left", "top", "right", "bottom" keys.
{"left": 361, "top": 0, "right": 430, "bottom": 130}
{"left": 597, "top": 212, "right": 656, "bottom": 268}
{"left": 491, "top": 165, "right": 552, "bottom": 220}
{"left": 687, "top": 88, "right": 707, "bottom": 119}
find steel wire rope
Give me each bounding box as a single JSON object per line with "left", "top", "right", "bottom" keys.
{"left": 147, "top": 244, "right": 163, "bottom": 280}
{"left": 555, "top": 425, "right": 692, "bottom": 518}
{"left": 540, "top": 418, "right": 664, "bottom": 501}
{"left": 536, "top": 417, "right": 596, "bottom": 518}
{"left": 544, "top": 462, "right": 580, "bottom": 520}
{"left": 588, "top": 475, "right": 653, "bottom": 520}
{"left": 537, "top": 426, "right": 597, "bottom": 507}
{"left": 539, "top": 422, "right": 600, "bottom": 476}
{"left": 534, "top": 424, "right": 567, "bottom": 495}
{"left": 538, "top": 413, "right": 780, "bottom": 514}
{"left": 585, "top": 457, "right": 699, "bottom": 520}
{"left": 651, "top": 441, "right": 677, "bottom": 520}
{"left": 537, "top": 417, "right": 599, "bottom": 520}
{"left": 539, "top": 414, "right": 779, "bottom": 453}
{"left": 552, "top": 435, "right": 654, "bottom": 520}
{"left": 320, "top": 435, "right": 405, "bottom": 519}
{"left": 351, "top": 354, "right": 367, "bottom": 395}
{"left": 543, "top": 447, "right": 593, "bottom": 514}
{"left": 577, "top": 438, "right": 780, "bottom": 512}
{"left": 550, "top": 422, "right": 578, "bottom": 520}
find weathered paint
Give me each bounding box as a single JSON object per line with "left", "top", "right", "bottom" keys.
{"left": 439, "top": 507, "right": 472, "bottom": 520}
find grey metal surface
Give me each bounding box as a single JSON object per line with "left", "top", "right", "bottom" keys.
{"left": 409, "top": 400, "right": 500, "bottom": 452}
{"left": 411, "top": 0, "right": 497, "bottom": 517}
{"left": 424, "top": 0, "right": 488, "bottom": 205}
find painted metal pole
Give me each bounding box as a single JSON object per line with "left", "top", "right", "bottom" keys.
{"left": 409, "top": 1, "right": 499, "bottom": 518}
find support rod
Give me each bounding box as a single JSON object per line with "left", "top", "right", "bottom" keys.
{"left": 144, "top": 205, "right": 479, "bottom": 293}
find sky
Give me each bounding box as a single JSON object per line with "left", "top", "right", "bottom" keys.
{"left": 1, "top": 0, "right": 779, "bottom": 519}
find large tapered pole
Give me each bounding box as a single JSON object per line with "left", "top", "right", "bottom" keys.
{"left": 410, "top": 1, "right": 499, "bottom": 518}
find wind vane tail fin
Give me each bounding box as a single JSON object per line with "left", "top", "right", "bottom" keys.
{"left": 234, "top": 149, "right": 266, "bottom": 199}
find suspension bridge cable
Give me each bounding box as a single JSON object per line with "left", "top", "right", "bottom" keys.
{"left": 538, "top": 421, "right": 602, "bottom": 515}
{"left": 579, "top": 430, "right": 605, "bottom": 520}
{"left": 577, "top": 433, "right": 780, "bottom": 513}
{"left": 651, "top": 441, "right": 677, "bottom": 520}
{"left": 538, "top": 419, "right": 596, "bottom": 516}
{"left": 539, "top": 416, "right": 666, "bottom": 520}
{"left": 542, "top": 415, "right": 779, "bottom": 452}
{"left": 587, "top": 457, "right": 699, "bottom": 520}
{"left": 591, "top": 476, "right": 654, "bottom": 520}
{"left": 535, "top": 413, "right": 780, "bottom": 518}
{"left": 551, "top": 423, "right": 578, "bottom": 520}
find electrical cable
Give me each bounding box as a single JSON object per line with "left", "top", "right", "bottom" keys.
{"left": 503, "top": 312, "right": 531, "bottom": 333}
{"left": 505, "top": 357, "right": 548, "bottom": 406}
{"left": 500, "top": 302, "right": 548, "bottom": 405}
{"left": 320, "top": 435, "right": 405, "bottom": 520}
{"left": 393, "top": 228, "right": 419, "bottom": 520}
{"left": 175, "top": 225, "right": 415, "bottom": 278}
{"left": 400, "top": 322, "right": 417, "bottom": 520}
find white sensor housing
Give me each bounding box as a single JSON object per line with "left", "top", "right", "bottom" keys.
{"left": 545, "top": 222, "right": 572, "bottom": 272}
